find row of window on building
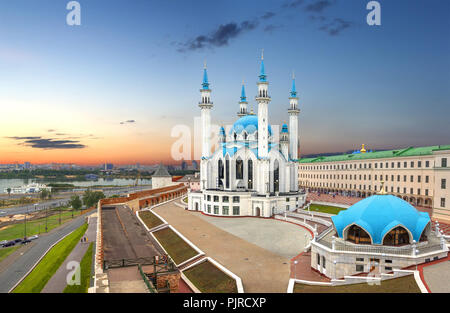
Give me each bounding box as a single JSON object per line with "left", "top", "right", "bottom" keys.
{"left": 301, "top": 158, "right": 448, "bottom": 171}
{"left": 301, "top": 173, "right": 440, "bottom": 185}
{"left": 204, "top": 204, "right": 240, "bottom": 215}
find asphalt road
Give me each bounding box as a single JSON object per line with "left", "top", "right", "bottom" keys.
{"left": 0, "top": 210, "right": 95, "bottom": 293}
{"left": 0, "top": 186, "right": 151, "bottom": 217}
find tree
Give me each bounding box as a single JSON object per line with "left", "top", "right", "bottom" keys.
{"left": 82, "top": 190, "right": 105, "bottom": 208}
{"left": 6, "top": 188, "right": 11, "bottom": 197}
{"left": 70, "top": 195, "right": 82, "bottom": 210}
{"left": 40, "top": 189, "right": 49, "bottom": 200}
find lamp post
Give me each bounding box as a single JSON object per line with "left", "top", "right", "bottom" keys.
{"left": 294, "top": 260, "right": 298, "bottom": 280}
{"left": 24, "top": 205, "right": 28, "bottom": 239}
{"left": 45, "top": 206, "right": 48, "bottom": 233}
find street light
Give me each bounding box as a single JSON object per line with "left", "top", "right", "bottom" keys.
{"left": 294, "top": 260, "right": 298, "bottom": 280}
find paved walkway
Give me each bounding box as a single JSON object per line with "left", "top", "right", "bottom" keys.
{"left": 108, "top": 266, "right": 148, "bottom": 293}
{"left": 0, "top": 211, "right": 94, "bottom": 293}
{"left": 421, "top": 253, "right": 450, "bottom": 293}
{"left": 154, "top": 202, "right": 306, "bottom": 293}
{"left": 41, "top": 216, "right": 97, "bottom": 293}
{"left": 198, "top": 215, "right": 310, "bottom": 259}
{"left": 290, "top": 251, "right": 330, "bottom": 282}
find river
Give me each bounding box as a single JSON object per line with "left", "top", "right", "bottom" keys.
{"left": 0, "top": 178, "right": 152, "bottom": 191}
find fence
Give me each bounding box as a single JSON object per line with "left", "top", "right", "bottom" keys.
{"left": 103, "top": 257, "right": 155, "bottom": 270}
{"left": 138, "top": 264, "right": 157, "bottom": 293}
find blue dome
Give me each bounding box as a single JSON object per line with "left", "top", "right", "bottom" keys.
{"left": 331, "top": 195, "right": 430, "bottom": 245}
{"left": 230, "top": 115, "right": 272, "bottom": 136}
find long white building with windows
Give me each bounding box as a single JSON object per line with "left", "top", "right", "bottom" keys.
{"left": 188, "top": 55, "right": 306, "bottom": 217}
{"left": 298, "top": 145, "right": 450, "bottom": 222}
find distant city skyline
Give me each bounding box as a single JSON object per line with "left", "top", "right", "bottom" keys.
{"left": 1, "top": 0, "right": 449, "bottom": 164}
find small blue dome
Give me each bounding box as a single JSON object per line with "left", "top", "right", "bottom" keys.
{"left": 230, "top": 115, "right": 272, "bottom": 136}
{"left": 281, "top": 124, "right": 289, "bottom": 133}
{"left": 332, "top": 195, "right": 430, "bottom": 245}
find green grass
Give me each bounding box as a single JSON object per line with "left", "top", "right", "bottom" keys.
{"left": 12, "top": 223, "right": 88, "bottom": 293}
{"left": 184, "top": 261, "right": 238, "bottom": 293}
{"left": 0, "top": 245, "right": 20, "bottom": 263}
{"left": 307, "top": 204, "right": 346, "bottom": 215}
{"left": 183, "top": 197, "right": 188, "bottom": 203}
{"left": 0, "top": 209, "right": 81, "bottom": 241}
{"left": 293, "top": 275, "right": 421, "bottom": 293}
{"left": 153, "top": 227, "right": 197, "bottom": 264}
{"left": 63, "top": 242, "right": 94, "bottom": 293}
{"left": 139, "top": 211, "right": 164, "bottom": 229}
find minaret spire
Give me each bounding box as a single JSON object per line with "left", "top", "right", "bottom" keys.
{"left": 256, "top": 50, "right": 271, "bottom": 194}
{"left": 288, "top": 71, "right": 300, "bottom": 191}
{"left": 237, "top": 79, "right": 248, "bottom": 117}
{"left": 199, "top": 62, "right": 213, "bottom": 190}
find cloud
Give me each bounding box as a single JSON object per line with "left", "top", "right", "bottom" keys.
{"left": 8, "top": 136, "right": 86, "bottom": 150}
{"left": 120, "top": 120, "right": 136, "bottom": 125}
{"left": 282, "top": 0, "right": 304, "bottom": 8}
{"left": 261, "top": 12, "right": 276, "bottom": 20}
{"left": 319, "top": 18, "right": 353, "bottom": 36}
{"left": 305, "top": 0, "right": 335, "bottom": 13}
{"left": 177, "top": 20, "right": 259, "bottom": 52}
{"left": 264, "top": 24, "right": 284, "bottom": 33}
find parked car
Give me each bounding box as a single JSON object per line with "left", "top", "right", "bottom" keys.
{"left": 0, "top": 240, "right": 7, "bottom": 246}
{"left": 28, "top": 235, "right": 39, "bottom": 241}
{"left": 21, "top": 239, "right": 31, "bottom": 245}
{"left": 3, "top": 241, "right": 15, "bottom": 247}
{"left": 14, "top": 238, "right": 22, "bottom": 243}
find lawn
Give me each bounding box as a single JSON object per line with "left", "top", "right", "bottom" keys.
{"left": 153, "top": 227, "right": 197, "bottom": 264}
{"left": 12, "top": 223, "right": 88, "bottom": 293}
{"left": 0, "top": 209, "right": 81, "bottom": 241}
{"left": 307, "top": 204, "right": 346, "bottom": 215}
{"left": 0, "top": 245, "right": 20, "bottom": 263}
{"left": 293, "top": 275, "right": 421, "bottom": 293}
{"left": 139, "top": 211, "right": 164, "bottom": 229}
{"left": 63, "top": 242, "right": 94, "bottom": 293}
{"left": 183, "top": 260, "right": 238, "bottom": 293}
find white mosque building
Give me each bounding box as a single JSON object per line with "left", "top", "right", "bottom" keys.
{"left": 188, "top": 54, "right": 306, "bottom": 217}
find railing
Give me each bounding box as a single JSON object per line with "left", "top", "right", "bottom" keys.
{"left": 103, "top": 257, "right": 155, "bottom": 270}
{"left": 138, "top": 264, "right": 157, "bottom": 293}
{"left": 317, "top": 237, "right": 446, "bottom": 256}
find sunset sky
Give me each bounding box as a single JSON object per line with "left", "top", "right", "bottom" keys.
{"left": 0, "top": 0, "right": 449, "bottom": 165}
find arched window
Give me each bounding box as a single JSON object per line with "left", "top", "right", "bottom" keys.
{"left": 273, "top": 160, "right": 279, "bottom": 192}
{"left": 218, "top": 159, "right": 224, "bottom": 188}
{"left": 383, "top": 226, "right": 410, "bottom": 246}
{"left": 236, "top": 159, "right": 243, "bottom": 180}
{"left": 346, "top": 225, "right": 372, "bottom": 244}
{"left": 248, "top": 159, "right": 253, "bottom": 190}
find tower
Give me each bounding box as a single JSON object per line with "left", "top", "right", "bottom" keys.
{"left": 237, "top": 81, "right": 248, "bottom": 117}
{"left": 256, "top": 50, "right": 271, "bottom": 194}
{"left": 288, "top": 72, "right": 300, "bottom": 191}
{"left": 256, "top": 50, "right": 271, "bottom": 159}
{"left": 280, "top": 123, "right": 289, "bottom": 160}
{"left": 199, "top": 62, "right": 213, "bottom": 190}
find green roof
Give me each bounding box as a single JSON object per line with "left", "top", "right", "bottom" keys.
{"left": 299, "top": 145, "right": 450, "bottom": 164}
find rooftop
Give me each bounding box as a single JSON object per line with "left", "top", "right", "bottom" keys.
{"left": 152, "top": 163, "right": 171, "bottom": 177}
{"left": 299, "top": 145, "right": 450, "bottom": 164}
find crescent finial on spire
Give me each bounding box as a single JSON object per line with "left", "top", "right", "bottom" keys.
{"left": 261, "top": 48, "right": 264, "bottom": 60}
{"left": 204, "top": 59, "right": 207, "bottom": 69}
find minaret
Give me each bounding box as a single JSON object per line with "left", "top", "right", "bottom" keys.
{"left": 256, "top": 50, "right": 271, "bottom": 194}
{"left": 237, "top": 81, "right": 248, "bottom": 117}
{"left": 280, "top": 123, "right": 289, "bottom": 160}
{"left": 288, "top": 72, "right": 300, "bottom": 161}
{"left": 256, "top": 50, "right": 271, "bottom": 159}
{"left": 288, "top": 71, "right": 300, "bottom": 192}
{"left": 199, "top": 62, "right": 213, "bottom": 190}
